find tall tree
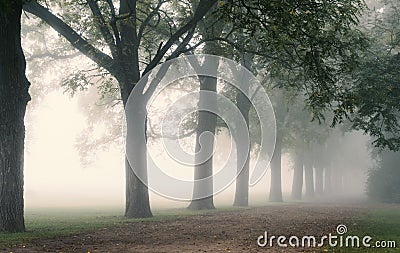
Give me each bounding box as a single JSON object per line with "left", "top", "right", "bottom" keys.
{"left": 291, "top": 149, "right": 304, "bottom": 200}
{"left": 233, "top": 40, "right": 254, "bottom": 206}
{"left": 24, "top": 0, "right": 217, "bottom": 218}
{"left": 269, "top": 90, "right": 287, "bottom": 202}
{"left": 187, "top": 1, "right": 224, "bottom": 210}
{"left": 0, "top": 1, "right": 30, "bottom": 232}
{"left": 188, "top": 71, "right": 218, "bottom": 210}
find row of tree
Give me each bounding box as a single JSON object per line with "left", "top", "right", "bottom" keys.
{"left": 1, "top": 0, "right": 399, "bottom": 233}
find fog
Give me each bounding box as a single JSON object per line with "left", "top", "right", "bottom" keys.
{"left": 23, "top": 87, "right": 371, "bottom": 210}
{"left": 21, "top": 16, "right": 373, "bottom": 212}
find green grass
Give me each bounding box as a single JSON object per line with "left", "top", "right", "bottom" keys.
{"left": 328, "top": 208, "right": 400, "bottom": 252}
{"left": 0, "top": 209, "right": 121, "bottom": 248}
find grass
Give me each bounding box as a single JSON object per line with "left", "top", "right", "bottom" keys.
{"left": 0, "top": 208, "right": 122, "bottom": 248}
{"left": 328, "top": 208, "right": 400, "bottom": 252}
{"left": 0, "top": 206, "right": 243, "bottom": 249}
{"left": 2, "top": 203, "right": 399, "bottom": 252}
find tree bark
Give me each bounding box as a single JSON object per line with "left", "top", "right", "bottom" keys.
{"left": 233, "top": 90, "right": 251, "bottom": 206}
{"left": 291, "top": 151, "right": 304, "bottom": 200}
{"left": 123, "top": 89, "right": 152, "bottom": 218}
{"left": 269, "top": 130, "right": 283, "bottom": 202}
{"left": 186, "top": 40, "right": 220, "bottom": 210}
{"left": 188, "top": 75, "right": 217, "bottom": 210}
{"left": 269, "top": 92, "right": 287, "bottom": 203}
{"left": 0, "top": 4, "right": 30, "bottom": 232}
{"left": 304, "top": 154, "right": 314, "bottom": 198}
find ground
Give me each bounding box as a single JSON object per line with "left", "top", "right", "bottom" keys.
{"left": 2, "top": 203, "right": 399, "bottom": 253}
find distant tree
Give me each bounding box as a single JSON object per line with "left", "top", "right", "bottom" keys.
{"left": 0, "top": 1, "right": 30, "bottom": 232}
{"left": 368, "top": 150, "right": 400, "bottom": 203}
{"left": 217, "top": 0, "right": 366, "bottom": 203}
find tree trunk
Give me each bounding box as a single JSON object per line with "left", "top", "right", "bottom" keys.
{"left": 269, "top": 130, "right": 283, "bottom": 202}
{"left": 304, "top": 155, "right": 314, "bottom": 198}
{"left": 314, "top": 166, "right": 324, "bottom": 194}
{"left": 291, "top": 151, "right": 304, "bottom": 200}
{"left": 188, "top": 75, "right": 217, "bottom": 210}
{"left": 124, "top": 96, "right": 152, "bottom": 218}
{"left": 0, "top": 4, "right": 30, "bottom": 232}
{"left": 233, "top": 89, "right": 251, "bottom": 207}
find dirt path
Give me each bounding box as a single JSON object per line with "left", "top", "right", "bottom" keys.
{"left": 4, "top": 203, "right": 375, "bottom": 253}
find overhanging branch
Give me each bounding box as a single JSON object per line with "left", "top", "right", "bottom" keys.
{"left": 23, "top": 1, "right": 117, "bottom": 76}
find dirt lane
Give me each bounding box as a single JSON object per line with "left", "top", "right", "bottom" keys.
{"left": 4, "top": 203, "right": 374, "bottom": 253}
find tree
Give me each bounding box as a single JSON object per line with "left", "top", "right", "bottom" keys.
{"left": 0, "top": 1, "right": 30, "bottom": 232}
{"left": 268, "top": 91, "right": 287, "bottom": 202}
{"left": 355, "top": 0, "right": 400, "bottom": 202}
{"left": 368, "top": 150, "right": 400, "bottom": 203}
{"left": 291, "top": 149, "right": 304, "bottom": 200}
{"left": 24, "top": 0, "right": 217, "bottom": 218}
{"left": 216, "top": 0, "right": 367, "bottom": 203}
{"left": 188, "top": 3, "right": 223, "bottom": 210}
{"left": 187, "top": 71, "right": 218, "bottom": 210}
{"left": 351, "top": 0, "right": 400, "bottom": 151}
{"left": 232, "top": 52, "right": 253, "bottom": 206}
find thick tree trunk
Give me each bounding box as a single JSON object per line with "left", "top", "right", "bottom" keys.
{"left": 269, "top": 131, "right": 283, "bottom": 202}
{"left": 0, "top": 4, "right": 30, "bottom": 233}
{"left": 124, "top": 96, "right": 152, "bottom": 218}
{"left": 233, "top": 91, "right": 251, "bottom": 207}
{"left": 291, "top": 151, "right": 304, "bottom": 200}
{"left": 314, "top": 167, "right": 324, "bottom": 194}
{"left": 304, "top": 155, "right": 314, "bottom": 198}
{"left": 188, "top": 75, "right": 217, "bottom": 210}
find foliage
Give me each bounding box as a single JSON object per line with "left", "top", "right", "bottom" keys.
{"left": 219, "top": 0, "right": 367, "bottom": 123}
{"left": 351, "top": 0, "right": 400, "bottom": 151}
{"left": 367, "top": 150, "right": 400, "bottom": 203}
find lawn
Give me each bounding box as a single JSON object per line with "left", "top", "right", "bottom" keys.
{"left": 1, "top": 203, "right": 399, "bottom": 252}
{"left": 328, "top": 206, "right": 400, "bottom": 252}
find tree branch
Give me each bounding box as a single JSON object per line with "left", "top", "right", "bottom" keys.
{"left": 137, "top": 0, "right": 165, "bottom": 43}
{"left": 143, "top": 0, "right": 218, "bottom": 75}
{"left": 23, "top": 1, "right": 117, "bottom": 76}
{"left": 87, "top": 0, "right": 118, "bottom": 58}
{"left": 26, "top": 51, "right": 80, "bottom": 61}
{"left": 106, "top": 0, "right": 122, "bottom": 51}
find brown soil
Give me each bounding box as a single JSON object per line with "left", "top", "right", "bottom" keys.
{"left": 3, "top": 203, "right": 380, "bottom": 253}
